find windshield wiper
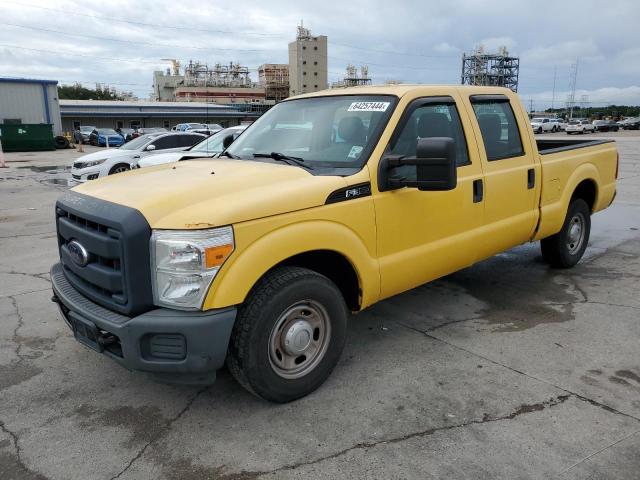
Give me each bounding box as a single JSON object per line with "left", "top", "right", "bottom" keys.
{"left": 219, "top": 150, "right": 239, "bottom": 158}
{"left": 253, "top": 152, "right": 313, "bottom": 170}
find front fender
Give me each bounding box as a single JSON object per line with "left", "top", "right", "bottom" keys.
{"left": 202, "top": 220, "right": 380, "bottom": 310}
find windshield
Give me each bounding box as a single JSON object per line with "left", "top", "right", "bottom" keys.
{"left": 531, "top": 118, "right": 544, "bottom": 122}
{"left": 80, "top": 126, "right": 95, "bottom": 132}
{"left": 190, "top": 128, "right": 239, "bottom": 153}
{"left": 97, "top": 128, "right": 118, "bottom": 135}
{"left": 226, "top": 95, "right": 396, "bottom": 169}
{"left": 118, "top": 134, "right": 159, "bottom": 150}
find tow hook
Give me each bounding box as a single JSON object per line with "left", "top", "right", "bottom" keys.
{"left": 98, "top": 334, "right": 117, "bottom": 347}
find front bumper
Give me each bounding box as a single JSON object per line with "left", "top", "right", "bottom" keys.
{"left": 51, "top": 262, "right": 236, "bottom": 385}
{"left": 70, "top": 168, "right": 101, "bottom": 183}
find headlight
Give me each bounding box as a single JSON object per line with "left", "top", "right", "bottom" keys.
{"left": 75, "top": 159, "right": 106, "bottom": 169}
{"left": 150, "top": 226, "right": 234, "bottom": 310}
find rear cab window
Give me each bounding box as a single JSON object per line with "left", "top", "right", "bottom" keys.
{"left": 470, "top": 96, "right": 525, "bottom": 161}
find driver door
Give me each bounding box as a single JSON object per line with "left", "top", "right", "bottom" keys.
{"left": 372, "top": 95, "right": 485, "bottom": 300}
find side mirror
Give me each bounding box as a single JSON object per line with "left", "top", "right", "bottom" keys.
{"left": 146, "top": 144, "right": 156, "bottom": 151}
{"left": 222, "top": 133, "right": 235, "bottom": 149}
{"left": 378, "top": 137, "right": 457, "bottom": 192}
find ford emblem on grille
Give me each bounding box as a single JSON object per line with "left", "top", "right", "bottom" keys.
{"left": 67, "top": 240, "right": 90, "bottom": 267}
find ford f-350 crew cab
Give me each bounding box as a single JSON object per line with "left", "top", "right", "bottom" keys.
{"left": 51, "top": 85, "right": 618, "bottom": 402}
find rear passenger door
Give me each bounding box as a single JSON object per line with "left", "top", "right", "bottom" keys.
{"left": 465, "top": 94, "right": 539, "bottom": 258}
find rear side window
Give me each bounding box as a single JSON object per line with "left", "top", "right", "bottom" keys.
{"left": 152, "top": 136, "right": 181, "bottom": 150}
{"left": 178, "top": 135, "right": 203, "bottom": 147}
{"left": 471, "top": 99, "right": 524, "bottom": 161}
{"left": 388, "top": 101, "right": 469, "bottom": 166}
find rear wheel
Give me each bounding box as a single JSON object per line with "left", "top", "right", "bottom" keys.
{"left": 109, "top": 163, "right": 130, "bottom": 175}
{"left": 541, "top": 198, "right": 591, "bottom": 268}
{"left": 227, "top": 266, "right": 348, "bottom": 402}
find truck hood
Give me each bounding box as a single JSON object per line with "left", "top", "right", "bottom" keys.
{"left": 72, "top": 159, "right": 348, "bottom": 229}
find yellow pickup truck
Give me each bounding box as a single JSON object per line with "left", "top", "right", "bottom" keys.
{"left": 51, "top": 85, "right": 618, "bottom": 402}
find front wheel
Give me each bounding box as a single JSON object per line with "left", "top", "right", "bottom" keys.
{"left": 109, "top": 163, "right": 130, "bottom": 175}
{"left": 541, "top": 198, "right": 591, "bottom": 268}
{"left": 227, "top": 266, "right": 348, "bottom": 402}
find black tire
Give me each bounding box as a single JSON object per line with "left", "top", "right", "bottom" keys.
{"left": 54, "top": 136, "right": 69, "bottom": 149}
{"left": 109, "top": 163, "right": 130, "bottom": 175}
{"left": 227, "top": 266, "right": 348, "bottom": 403}
{"left": 541, "top": 198, "right": 591, "bottom": 268}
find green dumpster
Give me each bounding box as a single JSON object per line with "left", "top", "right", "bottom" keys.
{"left": 0, "top": 124, "right": 56, "bottom": 152}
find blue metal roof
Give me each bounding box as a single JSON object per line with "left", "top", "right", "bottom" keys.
{"left": 0, "top": 77, "right": 58, "bottom": 85}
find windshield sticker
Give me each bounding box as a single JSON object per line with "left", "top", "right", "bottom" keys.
{"left": 347, "top": 101, "right": 390, "bottom": 112}
{"left": 348, "top": 145, "right": 364, "bottom": 159}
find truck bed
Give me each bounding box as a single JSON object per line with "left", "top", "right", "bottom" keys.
{"left": 536, "top": 138, "right": 614, "bottom": 155}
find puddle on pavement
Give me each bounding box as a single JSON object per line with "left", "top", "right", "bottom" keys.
{"left": 18, "top": 165, "right": 70, "bottom": 173}
{"left": 40, "top": 178, "right": 74, "bottom": 187}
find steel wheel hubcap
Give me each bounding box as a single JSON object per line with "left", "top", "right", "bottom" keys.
{"left": 566, "top": 213, "right": 585, "bottom": 254}
{"left": 269, "top": 300, "right": 331, "bottom": 379}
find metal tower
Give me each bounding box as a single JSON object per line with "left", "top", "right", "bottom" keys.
{"left": 461, "top": 45, "right": 520, "bottom": 92}
{"left": 566, "top": 59, "right": 579, "bottom": 119}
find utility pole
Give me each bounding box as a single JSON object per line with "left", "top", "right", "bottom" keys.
{"left": 551, "top": 65, "right": 557, "bottom": 110}
{"left": 529, "top": 98, "right": 534, "bottom": 114}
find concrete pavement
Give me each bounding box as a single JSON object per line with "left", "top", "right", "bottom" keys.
{"left": 1, "top": 133, "right": 639, "bottom": 479}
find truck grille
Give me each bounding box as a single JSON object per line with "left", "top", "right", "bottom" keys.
{"left": 55, "top": 191, "right": 153, "bottom": 316}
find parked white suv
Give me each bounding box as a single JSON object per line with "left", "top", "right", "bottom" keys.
{"left": 531, "top": 117, "right": 557, "bottom": 134}
{"left": 71, "top": 132, "right": 206, "bottom": 182}
{"left": 565, "top": 120, "right": 596, "bottom": 135}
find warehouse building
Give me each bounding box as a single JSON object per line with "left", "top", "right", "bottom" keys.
{"left": 59, "top": 100, "right": 260, "bottom": 132}
{"left": 0, "top": 77, "right": 62, "bottom": 134}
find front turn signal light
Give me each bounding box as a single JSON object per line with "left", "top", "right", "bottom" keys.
{"left": 205, "top": 244, "right": 234, "bottom": 269}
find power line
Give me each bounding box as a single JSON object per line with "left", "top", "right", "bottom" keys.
{"left": 0, "top": 43, "right": 168, "bottom": 65}
{"left": 0, "top": 0, "right": 285, "bottom": 37}
{"left": 0, "top": 42, "right": 461, "bottom": 76}
{"left": 0, "top": 22, "right": 280, "bottom": 53}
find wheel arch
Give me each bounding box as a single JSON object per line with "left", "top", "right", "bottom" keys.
{"left": 203, "top": 220, "right": 379, "bottom": 312}
{"left": 108, "top": 162, "right": 131, "bottom": 175}
{"left": 535, "top": 163, "right": 600, "bottom": 241}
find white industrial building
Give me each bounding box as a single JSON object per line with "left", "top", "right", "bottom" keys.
{"left": 0, "top": 77, "right": 62, "bottom": 134}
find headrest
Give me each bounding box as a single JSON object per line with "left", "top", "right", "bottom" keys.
{"left": 338, "top": 116, "right": 365, "bottom": 143}
{"left": 417, "top": 112, "right": 453, "bottom": 138}
{"left": 477, "top": 114, "right": 502, "bottom": 144}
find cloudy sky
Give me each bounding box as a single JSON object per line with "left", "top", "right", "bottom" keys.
{"left": 1, "top": 0, "right": 639, "bottom": 108}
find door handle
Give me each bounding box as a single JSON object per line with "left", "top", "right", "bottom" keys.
{"left": 527, "top": 168, "right": 535, "bottom": 189}
{"left": 473, "top": 179, "right": 483, "bottom": 203}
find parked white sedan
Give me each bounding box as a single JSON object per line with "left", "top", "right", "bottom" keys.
{"left": 71, "top": 132, "right": 206, "bottom": 182}
{"left": 136, "top": 125, "right": 247, "bottom": 169}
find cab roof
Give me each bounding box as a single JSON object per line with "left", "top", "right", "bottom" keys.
{"left": 288, "top": 84, "right": 515, "bottom": 100}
